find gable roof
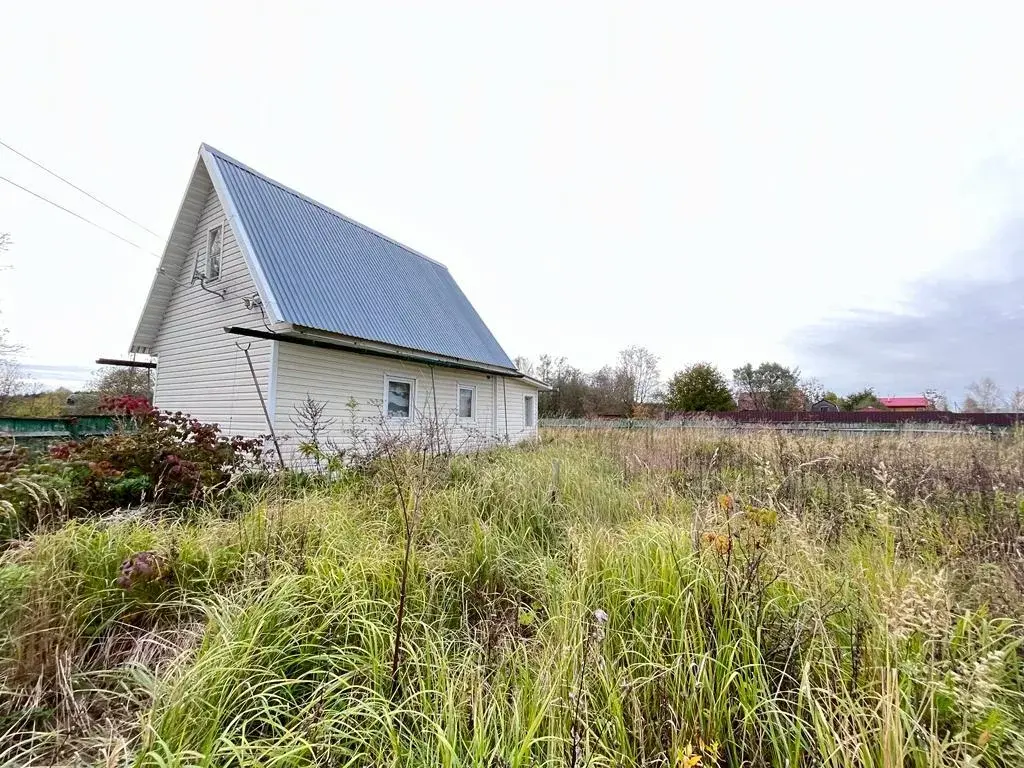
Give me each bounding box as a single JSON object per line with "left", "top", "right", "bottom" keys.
{"left": 132, "top": 144, "right": 516, "bottom": 371}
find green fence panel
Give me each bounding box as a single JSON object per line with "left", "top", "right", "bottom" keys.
{"left": 0, "top": 416, "right": 122, "bottom": 439}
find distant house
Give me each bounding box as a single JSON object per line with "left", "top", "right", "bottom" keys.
{"left": 878, "top": 397, "right": 930, "bottom": 412}
{"left": 810, "top": 398, "right": 840, "bottom": 413}
{"left": 130, "top": 144, "right": 548, "bottom": 465}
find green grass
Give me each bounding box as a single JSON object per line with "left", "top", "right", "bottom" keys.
{"left": 2, "top": 427, "right": 1023, "bottom": 766}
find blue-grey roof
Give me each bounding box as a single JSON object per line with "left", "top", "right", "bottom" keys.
{"left": 204, "top": 145, "right": 516, "bottom": 370}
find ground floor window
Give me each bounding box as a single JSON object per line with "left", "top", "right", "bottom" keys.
{"left": 386, "top": 377, "right": 414, "bottom": 418}
{"left": 524, "top": 394, "right": 535, "bottom": 427}
{"left": 458, "top": 385, "right": 475, "bottom": 419}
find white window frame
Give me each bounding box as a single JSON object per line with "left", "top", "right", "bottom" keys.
{"left": 456, "top": 383, "right": 476, "bottom": 421}
{"left": 384, "top": 374, "right": 416, "bottom": 420}
{"left": 524, "top": 394, "right": 536, "bottom": 427}
{"left": 205, "top": 225, "right": 223, "bottom": 281}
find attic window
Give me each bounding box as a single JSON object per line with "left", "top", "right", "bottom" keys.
{"left": 205, "top": 226, "right": 222, "bottom": 281}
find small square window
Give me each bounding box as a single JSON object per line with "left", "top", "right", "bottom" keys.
{"left": 458, "top": 385, "right": 475, "bottom": 419}
{"left": 524, "top": 395, "right": 536, "bottom": 427}
{"left": 206, "top": 226, "right": 222, "bottom": 281}
{"left": 387, "top": 378, "right": 412, "bottom": 418}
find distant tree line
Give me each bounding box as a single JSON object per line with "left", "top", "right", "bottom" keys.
{"left": 0, "top": 366, "right": 152, "bottom": 418}
{"left": 961, "top": 378, "right": 1024, "bottom": 413}
{"left": 518, "top": 350, "right": 1022, "bottom": 418}
{"left": 516, "top": 346, "right": 662, "bottom": 419}
{"left": 518, "top": 353, "right": 827, "bottom": 418}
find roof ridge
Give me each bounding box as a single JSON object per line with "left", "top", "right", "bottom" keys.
{"left": 199, "top": 143, "right": 448, "bottom": 269}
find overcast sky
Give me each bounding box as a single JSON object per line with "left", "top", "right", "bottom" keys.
{"left": 1, "top": 3, "right": 1022, "bottom": 402}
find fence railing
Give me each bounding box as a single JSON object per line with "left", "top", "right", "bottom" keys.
{"left": 540, "top": 416, "right": 1019, "bottom": 435}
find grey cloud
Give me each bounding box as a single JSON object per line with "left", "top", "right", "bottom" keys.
{"left": 794, "top": 218, "right": 1024, "bottom": 402}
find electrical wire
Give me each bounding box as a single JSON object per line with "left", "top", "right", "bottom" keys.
{"left": 0, "top": 138, "right": 161, "bottom": 238}
{"left": 0, "top": 173, "right": 161, "bottom": 257}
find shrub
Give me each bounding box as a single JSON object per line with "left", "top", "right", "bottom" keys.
{"left": 100, "top": 393, "right": 154, "bottom": 417}
{"left": 0, "top": 408, "right": 265, "bottom": 528}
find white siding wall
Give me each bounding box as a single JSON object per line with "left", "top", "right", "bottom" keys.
{"left": 273, "top": 343, "right": 539, "bottom": 464}
{"left": 496, "top": 377, "right": 540, "bottom": 437}
{"left": 151, "top": 181, "right": 273, "bottom": 437}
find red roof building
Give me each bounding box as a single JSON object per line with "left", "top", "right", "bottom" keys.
{"left": 878, "top": 396, "right": 930, "bottom": 411}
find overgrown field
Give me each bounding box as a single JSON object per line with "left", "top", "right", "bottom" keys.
{"left": 2, "top": 427, "right": 1024, "bottom": 766}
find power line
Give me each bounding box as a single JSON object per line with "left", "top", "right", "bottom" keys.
{"left": 0, "top": 174, "right": 161, "bottom": 257}
{"left": 0, "top": 138, "right": 161, "bottom": 238}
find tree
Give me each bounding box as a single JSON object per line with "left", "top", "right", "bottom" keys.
{"left": 533, "top": 355, "right": 589, "bottom": 418}
{"left": 0, "top": 344, "right": 27, "bottom": 415}
{"left": 665, "top": 363, "right": 735, "bottom": 412}
{"left": 587, "top": 364, "right": 633, "bottom": 416}
{"left": 1008, "top": 388, "right": 1024, "bottom": 413}
{"left": 964, "top": 378, "right": 1003, "bottom": 412}
{"left": 535, "top": 354, "right": 557, "bottom": 383}
{"left": 732, "top": 362, "right": 801, "bottom": 410}
{"left": 616, "top": 345, "right": 661, "bottom": 408}
{"left": 514, "top": 356, "right": 535, "bottom": 376}
{"left": 922, "top": 389, "right": 948, "bottom": 411}
{"left": 838, "top": 388, "right": 883, "bottom": 411}
{"left": 800, "top": 377, "right": 827, "bottom": 406}
{"left": 89, "top": 365, "right": 153, "bottom": 401}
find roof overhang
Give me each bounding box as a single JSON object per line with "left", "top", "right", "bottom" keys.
{"left": 224, "top": 324, "right": 534, "bottom": 380}
{"left": 129, "top": 156, "right": 209, "bottom": 354}
{"left": 520, "top": 374, "right": 553, "bottom": 392}
{"left": 287, "top": 325, "right": 550, "bottom": 388}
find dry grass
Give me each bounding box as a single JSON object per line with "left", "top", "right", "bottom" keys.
{"left": 0, "top": 425, "right": 1022, "bottom": 766}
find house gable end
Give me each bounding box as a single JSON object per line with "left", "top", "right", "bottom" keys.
{"left": 130, "top": 157, "right": 209, "bottom": 354}
{"left": 145, "top": 169, "right": 275, "bottom": 436}
{"left": 130, "top": 150, "right": 278, "bottom": 354}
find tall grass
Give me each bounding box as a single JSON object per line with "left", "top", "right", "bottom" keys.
{"left": 1, "top": 427, "right": 1023, "bottom": 766}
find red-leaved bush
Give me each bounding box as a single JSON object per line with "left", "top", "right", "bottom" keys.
{"left": 100, "top": 394, "right": 154, "bottom": 417}
{"left": 2, "top": 409, "right": 265, "bottom": 526}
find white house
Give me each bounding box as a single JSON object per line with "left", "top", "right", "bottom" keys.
{"left": 129, "top": 144, "right": 547, "bottom": 465}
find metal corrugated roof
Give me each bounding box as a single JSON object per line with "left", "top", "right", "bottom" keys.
{"left": 203, "top": 145, "right": 516, "bottom": 370}
{"left": 878, "top": 397, "right": 931, "bottom": 408}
